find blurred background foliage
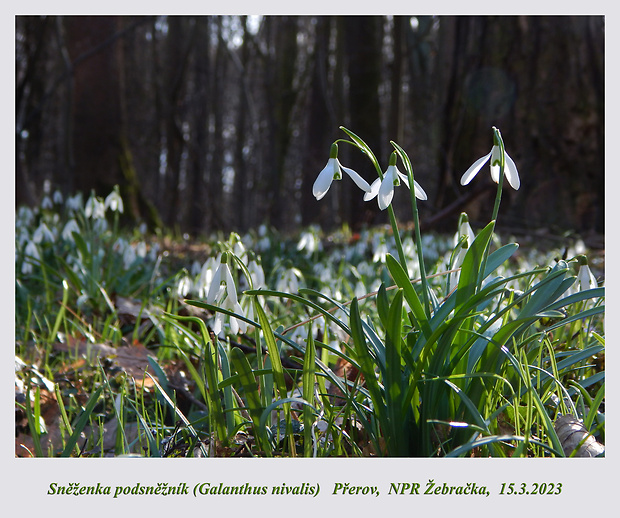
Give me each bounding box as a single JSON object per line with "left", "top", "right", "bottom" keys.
{"left": 15, "top": 15, "right": 604, "bottom": 241}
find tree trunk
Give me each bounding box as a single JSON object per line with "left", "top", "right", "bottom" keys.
{"left": 65, "top": 16, "right": 124, "bottom": 195}
{"left": 342, "top": 16, "right": 383, "bottom": 229}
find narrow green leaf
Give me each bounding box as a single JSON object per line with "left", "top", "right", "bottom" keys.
{"left": 377, "top": 283, "right": 390, "bottom": 327}
{"left": 302, "top": 329, "right": 317, "bottom": 457}
{"left": 456, "top": 220, "right": 494, "bottom": 312}
{"left": 254, "top": 298, "right": 287, "bottom": 402}
{"left": 385, "top": 254, "right": 431, "bottom": 338}
{"left": 349, "top": 298, "right": 386, "bottom": 426}
{"left": 230, "top": 347, "right": 267, "bottom": 451}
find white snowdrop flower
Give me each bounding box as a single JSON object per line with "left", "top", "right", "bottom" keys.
{"left": 136, "top": 241, "right": 147, "bottom": 258}
{"left": 41, "top": 195, "right": 53, "bottom": 210}
{"left": 85, "top": 192, "right": 105, "bottom": 219}
{"left": 104, "top": 187, "right": 124, "bottom": 213}
{"left": 177, "top": 275, "right": 192, "bottom": 298}
{"left": 313, "top": 143, "right": 371, "bottom": 200}
{"left": 22, "top": 240, "right": 40, "bottom": 274}
{"left": 372, "top": 238, "right": 388, "bottom": 264}
{"left": 66, "top": 193, "right": 83, "bottom": 213}
{"left": 247, "top": 256, "right": 266, "bottom": 289}
{"left": 577, "top": 263, "right": 598, "bottom": 291}
{"left": 61, "top": 219, "right": 80, "bottom": 241}
{"left": 32, "top": 222, "right": 55, "bottom": 244}
{"left": 276, "top": 265, "right": 303, "bottom": 294}
{"left": 461, "top": 130, "right": 520, "bottom": 190}
{"left": 207, "top": 254, "right": 246, "bottom": 335}
{"left": 16, "top": 206, "right": 35, "bottom": 227}
{"left": 197, "top": 256, "right": 219, "bottom": 298}
{"left": 364, "top": 152, "right": 427, "bottom": 210}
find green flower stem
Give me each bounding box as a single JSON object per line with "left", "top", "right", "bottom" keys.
{"left": 491, "top": 126, "right": 506, "bottom": 225}
{"left": 391, "top": 141, "right": 431, "bottom": 318}
{"left": 479, "top": 126, "right": 506, "bottom": 292}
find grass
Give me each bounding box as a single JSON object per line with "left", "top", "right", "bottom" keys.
{"left": 15, "top": 139, "right": 604, "bottom": 458}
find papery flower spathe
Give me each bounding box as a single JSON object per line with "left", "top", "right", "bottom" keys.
{"left": 460, "top": 131, "right": 520, "bottom": 190}
{"left": 364, "top": 152, "right": 427, "bottom": 210}
{"left": 313, "top": 143, "right": 371, "bottom": 200}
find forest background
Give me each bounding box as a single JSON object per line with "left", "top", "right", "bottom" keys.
{"left": 15, "top": 15, "right": 604, "bottom": 242}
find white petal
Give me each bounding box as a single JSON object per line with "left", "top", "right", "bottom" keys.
{"left": 412, "top": 179, "right": 428, "bottom": 200}
{"left": 363, "top": 178, "right": 381, "bottom": 201}
{"left": 504, "top": 152, "right": 521, "bottom": 190}
{"left": 395, "top": 167, "right": 427, "bottom": 200}
{"left": 341, "top": 163, "right": 371, "bottom": 192}
{"left": 206, "top": 265, "right": 223, "bottom": 303}
{"left": 212, "top": 314, "right": 224, "bottom": 335}
{"left": 460, "top": 151, "right": 492, "bottom": 185}
{"left": 312, "top": 160, "right": 336, "bottom": 200}
{"left": 578, "top": 265, "right": 597, "bottom": 291}
{"left": 222, "top": 263, "right": 238, "bottom": 304}
{"left": 233, "top": 302, "right": 247, "bottom": 333}
{"left": 378, "top": 176, "right": 395, "bottom": 210}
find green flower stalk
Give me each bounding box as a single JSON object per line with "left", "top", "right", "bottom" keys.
{"left": 391, "top": 141, "right": 431, "bottom": 317}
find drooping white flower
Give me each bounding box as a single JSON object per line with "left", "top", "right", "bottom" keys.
{"left": 22, "top": 240, "right": 40, "bottom": 275}
{"left": 206, "top": 254, "right": 247, "bottom": 335}
{"left": 577, "top": 263, "right": 598, "bottom": 291}
{"left": 104, "top": 187, "right": 124, "bottom": 213}
{"left": 32, "top": 222, "right": 55, "bottom": 244}
{"left": 247, "top": 256, "right": 265, "bottom": 289}
{"left": 85, "top": 192, "right": 105, "bottom": 219}
{"left": 65, "top": 193, "right": 83, "bottom": 213}
{"left": 297, "top": 226, "right": 322, "bottom": 257}
{"left": 176, "top": 274, "right": 192, "bottom": 298}
{"left": 275, "top": 263, "right": 303, "bottom": 294}
{"left": 372, "top": 237, "right": 389, "bottom": 264}
{"left": 196, "top": 256, "right": 218, "bottom": 298}
{"left": 313, "top": 143, "right": 371, "bottom": 200}
{"left": 364, "top": 152, "right": 427, "bottom": 210}
{"left": 41, "top": 195, "right": 53, "bottom": 210}
{"left": 61, "top": 219, "right": 80, "bottom": 241}
{"left": 460, "top": 132, "right": 520, "bottom": 190}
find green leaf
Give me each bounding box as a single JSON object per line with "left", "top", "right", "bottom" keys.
{"left": 349, "top": 298, "right": 386, "bottom": 427}
{"left": 376, "top": 283, "right": 390, "bottom": 327}
{"left": 254, "top": 298, "right": 288, "bottom": 402}
{"left": 302, "top": 329, "right": 317, "bottom": 457}
{"left": 230, "top": 347, "right": 268, "bottom": 451}
{"left": 385, "top": 254, "right": 431, "bottom": 339}
{"left": 455, "top": 220, "right": 494, "bottom": 312}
